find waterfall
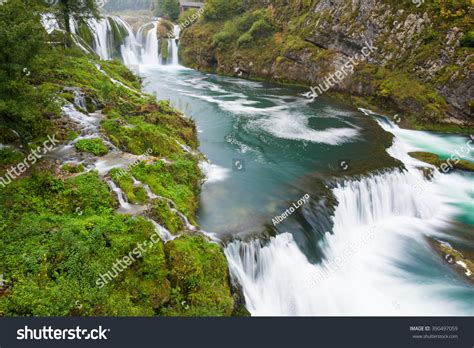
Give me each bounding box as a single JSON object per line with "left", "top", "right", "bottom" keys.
{"left": 225, "top": 125, "right": 473, "bottom": 316}
{"left": 142, "top": 22, "right": 159, "bottom": 65}
{"left": 42, "top": 14, "right": 180, "bottom": 67}
{"left": 88, "top": 18, "right": 112, "bottom": 60}
{"left": 171, "top": 25, "right": 180, "bottom": 65}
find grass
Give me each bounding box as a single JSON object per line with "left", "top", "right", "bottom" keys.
{"left": 0, "top": 36, "right": 235, "bottom": 316}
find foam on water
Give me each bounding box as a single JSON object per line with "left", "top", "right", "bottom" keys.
{"left": 225, "top": 118, "right": 474, "bottom": 316}
{"left": 249, "top": 112, "right": 359, "bottom": 145}
{"left": 199, "top": 161, "right": 230, "bottom": 184}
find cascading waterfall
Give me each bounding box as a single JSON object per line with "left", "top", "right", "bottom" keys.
{"left": 88, "top": 17, "right": 112, "bottom": 60}
{"left": 43, "top": 13, "right": 181, "bottom": 67}
{"left": 225, "top": 122, "right": 474, "bottom": 316}
{"left": 170, "top": 25, "right": 180, "bottom": 65}
{"left": 88, "top": 17, "right": 180, "bottom": 66}
{"left": 143, "top": 21, "right": 160, "bottom": 65}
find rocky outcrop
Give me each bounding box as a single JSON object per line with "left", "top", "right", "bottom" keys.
{"left": 180, "top": 0, "right": 473, "bottom": 130}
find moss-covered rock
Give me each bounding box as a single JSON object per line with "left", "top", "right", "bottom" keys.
{"left": 75, "top": 138, "right": 109, "bottom": 156}
{"left": 162, "top": 235, "right": 234, "bottom": 316}
{"left": 180, "top": 0, "right": 473, "bottom": 131}
{"left": 409, "top": 151, "right": 474, "bottom": 172}
{"left": 149, "top": 200, "right": 184, "bottom": 235}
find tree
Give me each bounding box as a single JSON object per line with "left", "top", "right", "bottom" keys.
{"left": 0, "top": 0, "right": 51, "bottom": 144}
{"left": 203, "top": 0, "right": 244, "bottom": 21}
{"left": 154, "top": 0, "right": 180, "bottom": 21}
{"left": 50, "top": 0, "right": 101, "bottom": 42}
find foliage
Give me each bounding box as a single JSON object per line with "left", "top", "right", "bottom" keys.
{"left": 110, "top": 169, "right": 148, "bottom": 204}
{"left": 0, "top": 0, "right": 57, "bottom": 145}
{"left": 48, "top": 0, "right": 101, "bottom": 36}
{"left": 161, "top": 235, "right": 234, "bottom": 316}
{"left": 154, "top": 0, "right": 180, "bottom": 21}
{"left": 149, "top": 200, "right": 183, "bottom": 234}
{"left": 460, "top": 31, "right": 474, "bottom": 47}
{"left": 203, "top": 0, "right": 244, "bottom": 21}
{"left": 75, "top": 138, "right": 109, "bottom": 156}
{"left": 0, "top": 147, "right": 24, "bottom": 166}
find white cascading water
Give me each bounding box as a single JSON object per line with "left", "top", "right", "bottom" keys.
{"left": 88, "top": 17, "right": 112, "bottom": 60}
{"left": 43, "top": 14, "right": 180, "bottom": 67}
{"left": 142, "top": 21, "right": 160, "bottom": 65}
{"left": 170, "top": 25, "right": 180, "bottom": 65}
{"left": 225, "top": 119, "right": 473, "bottom": 316}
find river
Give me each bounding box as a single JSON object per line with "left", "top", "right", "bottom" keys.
{"left": 89, "top": 17, "right": 474, "bottom": 316}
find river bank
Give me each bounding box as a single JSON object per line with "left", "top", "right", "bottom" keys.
{"left": 0, "top": 16, "right": 238, "bottom": 315}
{"left": 179, "top": 0, "right": 473, "bottom": 134}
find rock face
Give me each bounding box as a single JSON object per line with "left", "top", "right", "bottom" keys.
{"left": 180, "top": 0, "right": 473, "bottom": 129}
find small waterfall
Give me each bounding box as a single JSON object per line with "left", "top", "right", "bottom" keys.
{"left": 142, "top": 22, "right": 159, "bottom": 65}
{"left": 73, "top": 90, "right": 87, "bottom": 111}
{"left": 171, "top": 25, "right": 180, "bottom": 65}
{"left": 88, "top": 18, "right": 112, "bottom": 60}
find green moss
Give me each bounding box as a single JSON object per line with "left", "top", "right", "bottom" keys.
{"left": 130, "top": 159, "right": 202, "bottom": 223}
{"left": 409, "top": 151, "right": 474, "bottom": 172}
{"left": 161, "top": 235, "right": 234, "bottom": 316}
{"left": 149, "top": 200, "right": 184, "bottom": 235}
{"left": 61, "top": 163, "right": 85, "bottom": 174}
{"left": 460, "top": 31, "right": 474, "bottom": 47}
{"left": 160, "top": 39, "right": 169, "bottom": 62}
{"left": 67, "top": 131, "right": 79, "bottom": 141}
{"left": 75, "top": 138, "right": 109, "bottom": 156}
{"left": 0, "top": 147, "right": 24, "bottom": 166}
{"left": 110, "top": 169, "right": 148, "bottom": 205}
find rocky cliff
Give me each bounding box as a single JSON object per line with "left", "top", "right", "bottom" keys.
{"left": 180, "top": 0, "right": 473, "bottom": 132}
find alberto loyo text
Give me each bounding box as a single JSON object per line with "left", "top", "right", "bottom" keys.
{"left": 272, "top": 194, "right": 310, "bottom": 226}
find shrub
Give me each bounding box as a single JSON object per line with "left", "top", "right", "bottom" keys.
{"left": 460, "top": 31, "right": 474, "bottom": 47}
{"left": 204, "top": 0, "right": 244, "bottom": 21}
{"left": 248, "top": 19, "right": 273, "bottom": 37}
{"left": 237, "top": 33, "right": 253, "bottom": 47}
{"left": 75, "top": 138, "right": 109, "bottom": 156}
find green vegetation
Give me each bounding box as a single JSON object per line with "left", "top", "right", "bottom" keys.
{"left": 0, "top": 147, "right": 24, "bottom": 166}
{"left": 110, "top": 169, "right": 148, "bottom": 204}
{"left": 61, "top": 163, "right": 85, "bottom": 174}
{"left": 154, "top": 0, "right": 180, "bottom": 21}
{"left": 428, "top": 237, "right": 474, "bottom": 284}
{"left": 180, "top": 0, "right": 473, "bottom": 132}
{"left": 162, "top": 235, "right": 234, "bottom": 316}
{"left": 204, "top": 0, "right": 244, "bottom": 21}
{"left": 149, "top": 200, "right": 184, "bottom": 235}
{"left": 409, "top": 151, "right": 474, "bottom": 172}
{"left": 0, "top": 172, "right": 233, "bottom": 315}
{"left": 75, "top": 138, "right": 109, "bottom": 156}
{"left": 0, "top": 2, "right": 236, "bottom": 317}
{"left": 130, "top": 159, "right": 203, "bottom": 223}
{"left": 460, "top": 31, "right": 474, "bottom": 47}
{"left": 47, "top": 0, "right": 101, "bottom": 39}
